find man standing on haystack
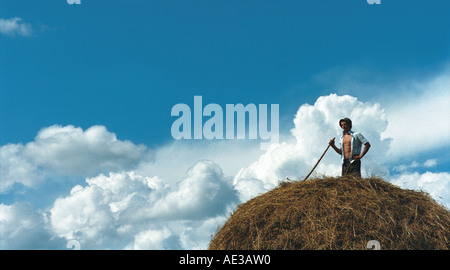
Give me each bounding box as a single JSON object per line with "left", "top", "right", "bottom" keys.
{"left": 329, "top": 118, "right": 371, "bottom": 178}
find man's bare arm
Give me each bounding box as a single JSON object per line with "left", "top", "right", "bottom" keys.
{"left": 352, "top": 142, "right": 371, "bottom": 160}
{"left": 329, "top": 138, "right": 342, "bottom": 155}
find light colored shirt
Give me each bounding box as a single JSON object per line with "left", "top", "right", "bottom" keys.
{"left": 339, "top": 130, "right": 369, "bottom": 163}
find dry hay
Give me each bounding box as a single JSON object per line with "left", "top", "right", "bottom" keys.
{"left": 208, "top": 176, "right": 450, "bottom": 250}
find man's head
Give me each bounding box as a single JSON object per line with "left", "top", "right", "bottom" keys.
{"left": 339, "top": 117, "right": 352, "bottom": 132}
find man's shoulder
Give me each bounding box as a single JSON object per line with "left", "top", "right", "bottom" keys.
{"left": 353, "top": 132, "right": 369, "bottom": 143}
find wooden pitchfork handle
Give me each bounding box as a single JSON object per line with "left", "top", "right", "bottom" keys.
{"left": 303, "top": 139, "right": 333, "bottom": 181}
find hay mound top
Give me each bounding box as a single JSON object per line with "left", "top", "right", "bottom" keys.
{"left": 209, "top": 176, "right": 450, "bottom": 250}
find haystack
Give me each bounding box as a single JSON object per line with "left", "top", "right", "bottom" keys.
{"left": 209, "top": 176, "right": 450, "bottom": 250}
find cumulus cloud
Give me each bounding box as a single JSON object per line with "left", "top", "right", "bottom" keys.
{"left": 0, "top": 17, "right": 33, "bottom": 36}
{"left": 0, "top": 144, "right": 45, "bottom": 193}
{"left": 49, "top": 161, "right": 237, "bottom": 249}
{"left": 26, "top": 125, "right": 147, "bottom": 175}
{"left": 0, "top": 125, "right": 147, "bottom": 193}
{"left": 145, "top": 160, "right": 237, "bottom": 220}
{"left": 0, "top": 202, "right": 65, "bottom": 249}
{"left": 50, "top": 171, "right": 166, "bottom": 249}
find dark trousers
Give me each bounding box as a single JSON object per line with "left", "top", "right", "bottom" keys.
{"left": 342, "top": 159, "right": 361, "bottom": 177}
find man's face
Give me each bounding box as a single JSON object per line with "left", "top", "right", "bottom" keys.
{"left": 340, "top": 121, "right": 351, "bottom": 132}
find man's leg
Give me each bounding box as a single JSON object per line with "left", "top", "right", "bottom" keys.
{"left": 349, "top": 159, "right": 361, "bottom": 178}
{"left": 342, "top": 159, "right": 350, "bottom": 176}
{"left": 342, "top": 159, "right": 361, "bottom": 177}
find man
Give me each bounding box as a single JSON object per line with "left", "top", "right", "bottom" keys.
{"left": 329, "top": 117, "right": 371, "bottom": 177}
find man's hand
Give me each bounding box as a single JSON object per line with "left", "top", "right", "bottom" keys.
{"left": 352, "top": 155, "right": 362, "bottom": 160}
{"left": 329, "top": 137, "right": 335, "bottom": 146}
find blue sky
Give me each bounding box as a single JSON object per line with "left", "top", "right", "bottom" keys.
{"left": 1, "top": 0, "right": 449, "bottom": 250}
{"left": 2, "top": 0, "right": 448, "bottom": 146}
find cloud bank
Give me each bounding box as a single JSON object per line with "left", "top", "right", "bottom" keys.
{"left": 1, "top": 88, "right": 449, "bottom": 249}
{"left": 49, "top": 161, "right": 237, "bottom": 249}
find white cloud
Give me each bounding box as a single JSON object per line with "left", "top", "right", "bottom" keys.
{"left": 0, "top": 144, "right": 45, "bottom": 193}
{"left": 391, "top": 172, "right": 450, "bottom": 209}
{"left": 393, "top": 159, "right": 438, "bottom": 173}
{"left": 0, "top": 17, "right": 33, "bottom": 36}
{"left": 423, "top": 159, "right": 437, "bottom": 168}
{"left": 0, "top": 125, "right": 147, "bottom": 193}
{"left": 50, "top": 171, "right": 166, "bottom": 249}
{"left": 49, "top": 161, "right": 238, "bottom": 249}
{"left": 381, "top": 70, "right": 450, "bottom": 159}
{"left": 145, "top": 160, "right": 237, "bottom": 220}
{"left": 393, "top": 161, "right": 419, "bottom": 173}
{"left": 0, "top": 202, "right": 65, "bottom": 249}
{"left": 132, "top": 228, "right": 182, "bottom": 250}
{"left": 25, "top": 125, "right": 147, "bottom": 175}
